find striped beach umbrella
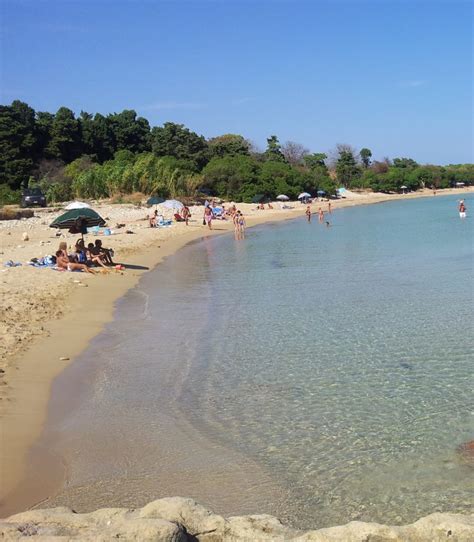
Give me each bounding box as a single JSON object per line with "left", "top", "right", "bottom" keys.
{"left": 50, "top": 208, "right": 106, "bottom": 238}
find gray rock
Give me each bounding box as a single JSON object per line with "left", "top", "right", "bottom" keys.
{"left": 0, "top": 499, "right": 472, "bottom": 541}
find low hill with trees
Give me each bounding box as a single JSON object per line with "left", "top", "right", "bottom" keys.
{"left": 1, "top": 100, "right": 472, "bottom": 205}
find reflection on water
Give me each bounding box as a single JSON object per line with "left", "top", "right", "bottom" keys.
{"left": 42, "top": 195, "right": 473, "bottom": 528}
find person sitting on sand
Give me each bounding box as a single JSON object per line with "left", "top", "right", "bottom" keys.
{"left": 95, "top": 239, "right": 114, "bottom": 265}
{"left": 58, "top": 241, "right": 69, "bottom": 259}
{"left": 267, "top": 202, "right": 273, "bottom": 209}
{"left": 55, "top": 250, "right": 95, "bottom": 274}
{"left": 87, "top": 243, "right": 109, "bottom": 269}
{"left": 74, "top": 239, "right": 88, "bottom": 263}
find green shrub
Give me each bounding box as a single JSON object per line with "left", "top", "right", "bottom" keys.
{"left": 0, "top": 184, "right": 20, "bottom": 206}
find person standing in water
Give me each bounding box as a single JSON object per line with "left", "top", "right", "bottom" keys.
{"left": 318, "top": 207, "right": 324, "bottom": 223}
{"left": 328, "top": 201, "right": 332, "bottom": 214}
{"left": 458, "top": 200, "right": 467, "bottom": 219}
{"left": 305, "top": 205, "right": 312, "bottom": 223}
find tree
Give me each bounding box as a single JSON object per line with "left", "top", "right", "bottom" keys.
{"left": 304, "top": 153, "right": 327, "bottom": 170}
{"left": 303, "top": 153, "right": 334, "bottom": 195}
{"left": 281, "top": 141, "right": 309, "bottom": 165}
{"left": 264, "top": 135, "right": 286, "bottom": 162}
{"left": 0, "top": 100, "right": 36, "bottom": 189}
{"left": 151, "top": 122, "right": 209, "bottom": 171}
{"left": 208, "top": 134, "right": 250, "bottom": 159}
{"left": 34, "top": 111, "right": 54, "bottom": 160}
{"left": 393, "top": 157, "right": 418, "bottom": 169}
{"left": 371, "top": 159, "right": 391, "bottom": 174}
{"left": 202, "top": 155, "right": 259, "bottom": 199}
{"left": 359, "top": 148, "right": 372, "bottom": 168}
{"left": 46, "top": 107, "right": 81, "bottom": 163}
{"left": 108, "top": 110, "right": 151, "bottom": 154}
{"left": 90, "top": 113, "right": 116, "bottom": 162}
{"left": 335, "top": 148, "right": 361, "bottom": 188}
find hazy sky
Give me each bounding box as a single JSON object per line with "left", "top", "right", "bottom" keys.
{"left": 1, "top": 0, "right": 472, "bottom": 164}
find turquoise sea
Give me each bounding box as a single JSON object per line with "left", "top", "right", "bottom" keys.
{"left": 40, "top": 194, "right": 473, "bottom": 528}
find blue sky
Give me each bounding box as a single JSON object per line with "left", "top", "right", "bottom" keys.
{"left": 0, "top": 0, "right": 472, "bottom": 164}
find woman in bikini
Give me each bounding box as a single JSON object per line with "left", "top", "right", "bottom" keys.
{"left": 203, "top": 205, "right": 214, "bottom": 230}
{"left": 55, "top": 251, "right": 96, "bottom": 274}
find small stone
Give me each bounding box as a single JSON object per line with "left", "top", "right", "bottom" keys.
{"left": 22, "top": 232, "right": 29, "bottom": 241}
{"left": 59, "top": 357, "right": 70, "bottom": 361}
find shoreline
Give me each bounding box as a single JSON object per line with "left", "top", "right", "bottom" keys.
{"left": 0, "top": 187, "right": 472, "bottom": 518}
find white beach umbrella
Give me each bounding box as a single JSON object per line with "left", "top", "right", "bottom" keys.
{"left": 298, "top": 192, "right": 311, "bottom": 199}
{"left": 276, "top": 194, "right": 290, "bottom": 201}
{"left": 65, "top": 201, "right": 91, "bottom": 210}
{"left": 161, "top": 199, "right": 184, "bottom": 210}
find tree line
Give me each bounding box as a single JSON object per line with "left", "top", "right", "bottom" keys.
{"left": 0, "top": 100, "right": 472, "bottom": 205}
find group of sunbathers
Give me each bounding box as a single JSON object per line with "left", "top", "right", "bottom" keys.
{"left": 55, "top": 238, "right": 115, "bottom": 273}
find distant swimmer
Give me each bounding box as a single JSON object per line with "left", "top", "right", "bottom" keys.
{"left": 459, "top": 200, "right": 467, "bottom": 219}
{"left": 325, "top": 221, "right": 331, "bottom": 227}
{"left": 305, "top": 205, "right": 312, "bottom": 222}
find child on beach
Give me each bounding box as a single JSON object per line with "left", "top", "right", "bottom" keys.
{"left": 87, "top": 243, "right": 109, "bottom": 270}
{"left": 95, "top": 239, "right": 114, "bottom": 265}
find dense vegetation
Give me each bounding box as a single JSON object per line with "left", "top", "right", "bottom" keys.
{"left": 1, "top": 100, "right": 472, "bottom": 205}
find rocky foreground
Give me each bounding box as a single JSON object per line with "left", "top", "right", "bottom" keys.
{"left": 1, "top": 497, "right": 473, "bottom": 541}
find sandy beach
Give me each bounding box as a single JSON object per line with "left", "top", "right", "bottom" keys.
{"left": 0, "top": 187, "right": 471, "bottom": 517}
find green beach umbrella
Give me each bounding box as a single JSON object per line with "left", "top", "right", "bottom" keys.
{"left": 146, "top": 196, "right": 165, "bottom": 206}
{"left": 50, "top": 208, "right": 106, "bottom": 238}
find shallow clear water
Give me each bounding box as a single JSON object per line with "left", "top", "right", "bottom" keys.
{"left": 43, "top": 195, "right": 473, "bottom": 528}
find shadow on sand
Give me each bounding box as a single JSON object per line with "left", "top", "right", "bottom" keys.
{"left": 118, "top": 263, "right": 150, "bottom": 271}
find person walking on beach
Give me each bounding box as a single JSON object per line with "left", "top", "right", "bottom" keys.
{"left": 318, "top": 207, "right": 324, "bottom": 223}
{"left": 305, "top": 205, "right": 312, "bottom": 223}
{"left": 458, "top": 200, "right": 467, "bottom": 219}
{"left": 203, "top": 205, "right": 214, "bottom": 230}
